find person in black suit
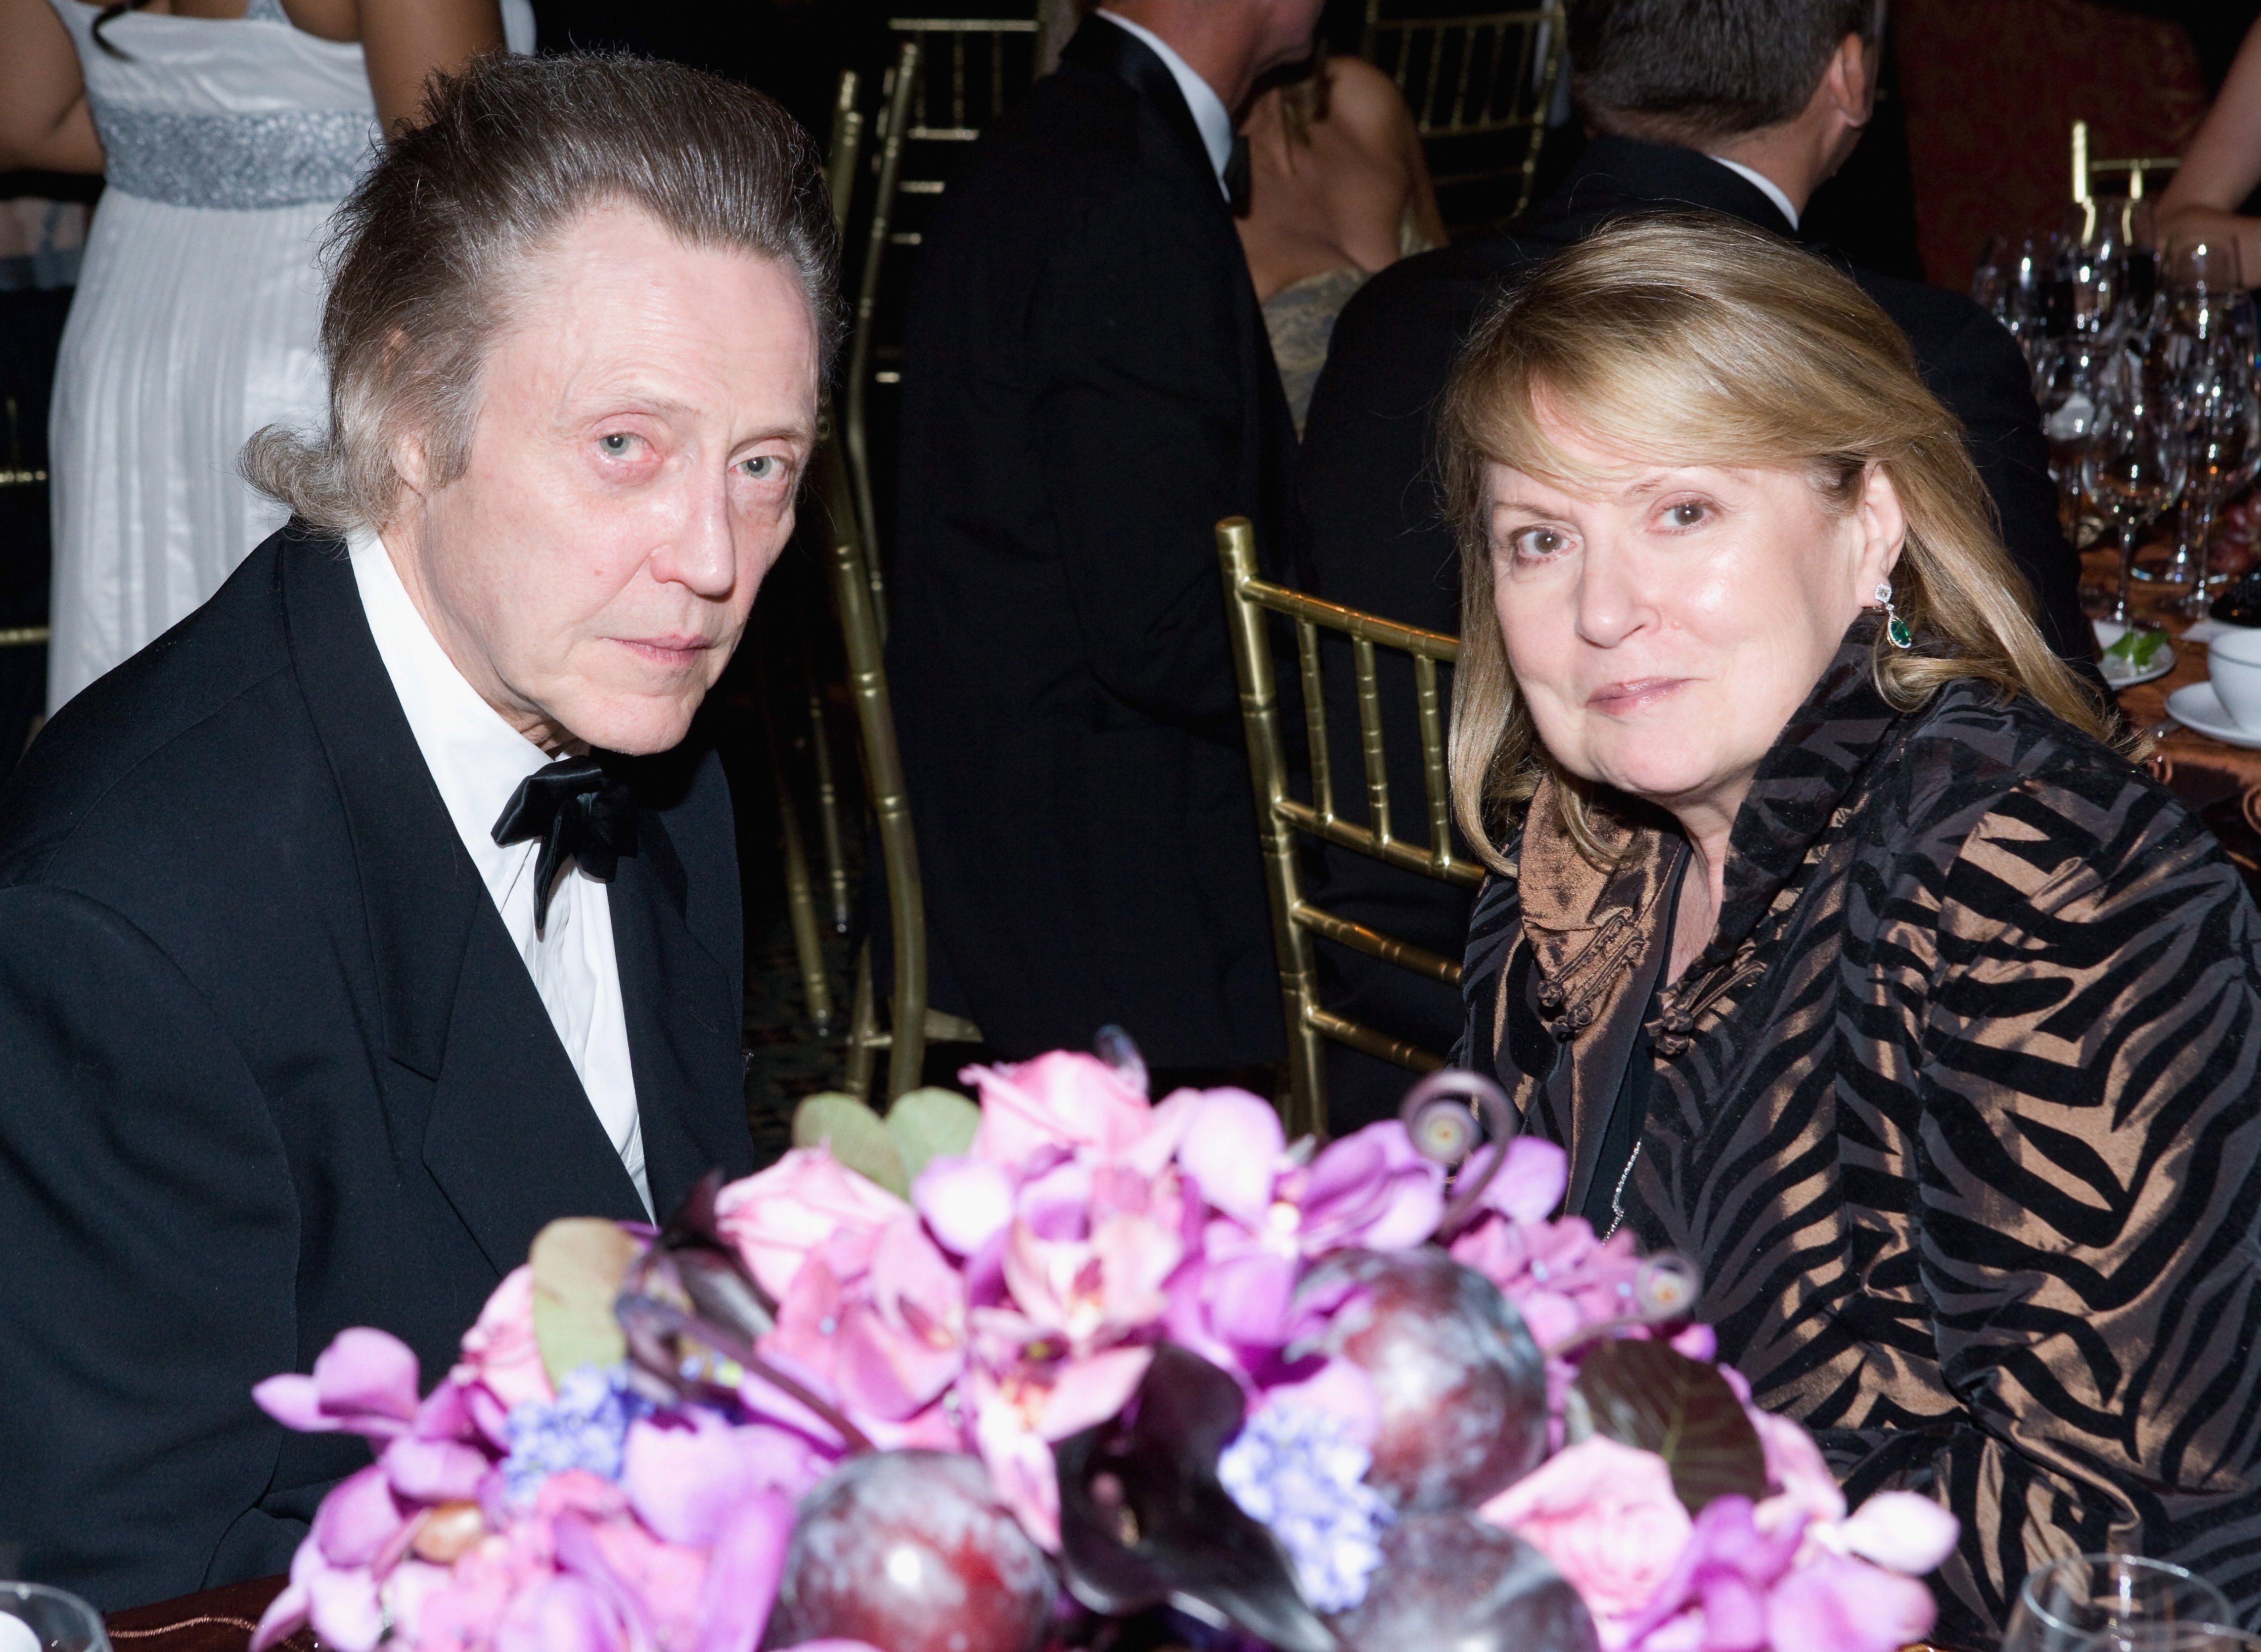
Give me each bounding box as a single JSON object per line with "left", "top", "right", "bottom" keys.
{"left": 1299, "top": 0, "right": 2100, "bottom": 1131}
{"left": 888, "top": 0, "right": 1320, "bottom": 1077}
{"left": 0, "top": 56, "right": 836, "bottom": 1609}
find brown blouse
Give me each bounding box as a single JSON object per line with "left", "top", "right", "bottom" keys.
{"left": 1458, "top": 620, "right": 2261, "bottom": 1646}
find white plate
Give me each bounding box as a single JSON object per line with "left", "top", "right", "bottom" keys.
{"left": 2093, "top": 620, "right": 2176, "bottom": 687}
{"left": 2164, "top": 682, "right": 2261, "bottom": 749}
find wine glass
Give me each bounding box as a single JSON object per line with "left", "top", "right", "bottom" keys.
{"left": 2062, "top": 200, "right": 2127, "bottom": 335}
{"left": 2084, "top": 351, "right": 2190, "bottom": 623}
{"left": 2167, "top": 337, "right": 2261, "bottom": 617}
{"left": 0, "top": 1582, "right": 110, "bottom": 1652}
{"left": 2035, "top": 333, "right": 2111, "bottom": 544}
{"left": 2165, "top": 235, "right": 2246, "bottom": 342}
{"left": 2002, "top": 1554, "right": 2236, "bottom": 1652}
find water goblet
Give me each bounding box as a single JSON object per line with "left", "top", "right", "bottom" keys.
{"left": 2001, "top": 1554, "right": 2236, "bottom": 1652}
{"left": 0, "top": 1582, "right": 111, "bottom": 1652}
{"left": 2084, "top": 363, "right": 2190, "bottom": 622}
{"left": 2167, "top": 340, "right": 2261, "bottom": 616}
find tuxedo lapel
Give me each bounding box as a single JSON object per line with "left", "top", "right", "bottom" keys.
{"left": 606, "top": 809, "right": 742, "bottom": 1223}
{"left": 279, "top": 539, "right": 649, "bottom": 1270}
{"left": 1060, "top": 18, "right": 1224, "bottom": 217}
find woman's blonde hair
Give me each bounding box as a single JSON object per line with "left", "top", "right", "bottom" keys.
{"left": 1439, "top": 213, "right": 2120, "bottom": 871}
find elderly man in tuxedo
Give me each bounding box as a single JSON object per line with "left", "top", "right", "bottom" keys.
{"left": 0, "top": 55, "right": 833, "bottom": 1609}
{"left": 887, "top": 0, "right": 1321, "bottom": 1080}
{"left": 1298, "top": 0, "right": 2099, "bottom": 1130}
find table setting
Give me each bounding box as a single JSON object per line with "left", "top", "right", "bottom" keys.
{"left": 1975, "top": 203, "right": 2261, "bottom": 888}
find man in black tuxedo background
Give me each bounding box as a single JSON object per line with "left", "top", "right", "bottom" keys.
{"left": 0, "top": 56, "right": 835, "bottom": 1608}
{"left": 887, "top": 0, "right": 1319, "bottom": 1079}
{"left": 1299, "top": 0, "right": 2097, "bottom": 1131}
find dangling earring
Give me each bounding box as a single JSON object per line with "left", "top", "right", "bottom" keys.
{"left": 1875, "top": 580, "right": 1912, "bottom": 649}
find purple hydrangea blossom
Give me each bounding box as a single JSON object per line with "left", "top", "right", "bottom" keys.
{"left": 1217, "top": 1400, "right": 1395, "bottom": 1613}
{"left": 500, "top": 1366, "right": 654, "bottom": 1504}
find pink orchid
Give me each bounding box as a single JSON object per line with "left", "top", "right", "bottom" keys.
{"left": 714, "top": 1147, "right": 912, "bottom": 1302}
{"left": 253, "top": 1327, "right": 423, "bottom": 1439}
{"left": 1835, "top": 1494, "right": 1958, "bottom": 1575}
{"left": 454, "top": 1265, "right": 554, "bottom": 1411}
{"left": 1175, "top": 1104, "right": 1445, "bottom": 1350}
{"left": 964, "top": 1342, "right": 1155, "bottom": 1550}
{"left": 1450, "top": 1207, "right": 1643, "bottom": 1350}
{"left": 1480, "top": 1436, "right": 1694, "bottom": 1631}
{"left": 1001, "top": 1211, "right": 1181, "bottom": 1353}
{"left": 622, "top": 1410, "right": 829, "bottom": 1546}
{"left": 964, "top": 1050, "right": 1154, "bottom": 1171}
{"left": 1621, "top": 1495, "right": 1805, "bottom": 1651}
{"left": 252, "top": 1497, "right": 392, "bottom": 1652}
{"left": 1763, "top": 1554, "right": 1937, "bottom": 1652}
{"left": 763, "top": 1214, "right": 969, "bottom": 1424}
{"left": 1748, "top": 1408, "right": 1846, "bottom": 1534}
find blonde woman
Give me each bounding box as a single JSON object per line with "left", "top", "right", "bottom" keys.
{"left": 1235, "top": 48, "right": 1444, "bottom": 433}
{"left": 1444, "top": 215, "right": 2261, "bottom": 1643}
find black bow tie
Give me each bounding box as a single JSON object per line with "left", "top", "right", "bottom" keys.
{"left": 491, "top": 755, "right": 638, "bottom": 934}
{"left": 1226, "top": 133, "right": 1251, "bottom": 217}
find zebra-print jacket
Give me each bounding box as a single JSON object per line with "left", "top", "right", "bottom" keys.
{"left": 1457, "top": 620, "right": 2261, "bottom": 1646}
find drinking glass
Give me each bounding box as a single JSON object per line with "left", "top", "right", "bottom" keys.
{"left": 2036, "top": 333, "right": 2111, "bottom": 544}
{"left": 2165, "top": 235, "right": 2246, "bottom": 340}
{"left": 2085, "top": 356, "right": 2190, "bottom": 622}
{"left": 2059, "top": 1631, "right": 2261, "bottom": 1652}
{"left": 2002, "top": 1555, "right": 2235, "bottom": 1652}
{"left": 2062, "top": 200, "right": 2127, "bottom": 334}
{"left": 0, "top": 1582, "right": 110, "bottom": 1652}
{"left": 2167, "top": 338, "right": 2261, "bottom": 616}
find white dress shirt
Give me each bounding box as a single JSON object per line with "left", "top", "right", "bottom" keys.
{"left": 1096, "top": 9, "right": 1234, "bottom": 199}
{"left": 347, "top": 528, "right": 653, "bottom": 1218}
{"left": 1705, "top": 155, "right": 1801, "bottom": 231}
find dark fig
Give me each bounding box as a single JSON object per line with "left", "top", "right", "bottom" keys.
{"left": 1327, "top": 1513, "right": 1598, "bottom": 1652}
{"left": 1300, "top": 1249, "right": 1547, "bottom": 1512}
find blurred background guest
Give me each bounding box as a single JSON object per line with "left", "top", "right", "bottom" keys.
{"left": 0, "top": 0, "right": 523, "bottom": 713}
{"left": 1295, "top": 0, "right": 2095, "bottom": 1131}
{"left": 1236, "top": 44, "right": 1444, "bottom": 433}
{"left": 2158, "top": 14, "right": 2261, "bottom": 279}
{"left": 887, "top": 0, "right": 1319, "bottom": 1087}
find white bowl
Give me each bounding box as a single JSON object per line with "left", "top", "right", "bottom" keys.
{"left": 2208, "top": 627, "right": 2261, "bottom": 729}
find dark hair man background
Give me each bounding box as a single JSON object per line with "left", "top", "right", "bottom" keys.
{"left": 1297, "top": 0, "right": 2093, "bottom": 1132}
{"left": 887, "top": 0, "right": 1321, "bottom": 1078}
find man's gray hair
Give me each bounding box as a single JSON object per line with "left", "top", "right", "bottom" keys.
{"left": 244, "top": 53, "right": 841, "bottom": 536}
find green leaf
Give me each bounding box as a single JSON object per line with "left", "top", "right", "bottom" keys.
{"left": 885, "top": 1087, "right": 982, "bottom": 1182}
{"left": 2105, "top": 627, "right": 2169, "bottom": 668}
{"left": 1569, "top": 1339, "right": 1770, "bottom": 1514}
{"left": 529, "top": 1217, "right": 643, "bottom": 1389}
{"left": 791, "top": 1091, "right": 908, "bottom": 1198}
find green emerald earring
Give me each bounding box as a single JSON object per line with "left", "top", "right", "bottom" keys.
{"left": 1875, "top": 580, "right": 1913, "bottom": 649}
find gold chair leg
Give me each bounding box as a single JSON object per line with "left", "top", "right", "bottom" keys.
{"left": 764, "top": 691, "right": 835, "bottom": 1037}
{"left": 845, "top": 938, "right": 879, "bottom": 1103}
{"left": 805, "top": 656, "right": 852, "bottom": 935}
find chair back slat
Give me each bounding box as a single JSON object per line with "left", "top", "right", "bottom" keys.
{"left": 1217, "top": 517, "right": 1479, "bottom": 1134}
{"left": 1296, "top": 619, "right": 1336, "bottom": 825}
{"left": 2071, "top": 117, "right": 2181, "bottom": 206}
{"left": 1363, "top": 1, "right": 1567, "bottom": 231}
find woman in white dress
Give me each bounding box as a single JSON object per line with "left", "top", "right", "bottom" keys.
{"left": 0, "top": 0, "right": 523, "bottom": 711}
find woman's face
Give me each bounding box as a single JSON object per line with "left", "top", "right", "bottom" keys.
{"left": 1487, "top": 419, "right": 1904, "bottom": 825}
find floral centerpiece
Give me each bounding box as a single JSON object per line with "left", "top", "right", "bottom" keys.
{"left": 251, "top": 1039, "right": 1956, "bottom": 1652}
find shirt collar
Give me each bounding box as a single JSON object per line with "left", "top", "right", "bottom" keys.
{"left": 346, "top": 526, "right": 554, "bottom": 905}
{"left": 1096, "top": 9, "right": 1235, "bottom": 198}
{"left": 1704, "top": 155, "right": 1801, "bottom": 231}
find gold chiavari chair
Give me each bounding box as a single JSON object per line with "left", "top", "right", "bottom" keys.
{"left": 1, "top": 396, "right": 52, "bottom": 714}
{"left": 2072, "top": 117, "right": 2181, "bottom": 214}
{"left": 1216, "top": 518, "right": 1484, "bottom": 1139}
{"left": 1362, "top": 0, "right": 1568, "bottom": 233}
{"left": 810, "top": 421, "right": 983, "bottom": 1104}
{"left": 838, "top": 17, "right": 1043, "bottom": 627}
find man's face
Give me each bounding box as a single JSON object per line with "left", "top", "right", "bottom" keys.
{"left": 389, "top": 204, "right": 820, "bottom": 756}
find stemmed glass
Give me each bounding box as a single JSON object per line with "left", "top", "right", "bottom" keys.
{"left": 0, "top": 1582, "right": 110, "bottom": 1652}
{"left": 2037, "top": 332, "right": 2112, "bottom": 545}
{"left": 2084, "top": 345, "right": 2190, "bottom": 623}
{"left": 2001, "top": 1554, "right": 2236, "bottom": 1652}
{"left": 2166, "top": 235, "right": 2246, "bottom": 327}
{"left": 2167, "top": 335, "right": 2261, "bottom": 616}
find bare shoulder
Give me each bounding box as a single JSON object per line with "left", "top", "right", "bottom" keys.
{"left": 1323, "top": 54, "right": 1419, "bottom": 147}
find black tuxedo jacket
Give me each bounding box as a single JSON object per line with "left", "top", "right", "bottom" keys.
{"left": 1297, "top": 134, "right": 2095, "bottom": 1130}
{"left": 0, "top": 531, "right": 753, "bottom": 1610}
{"left": 887, "top": 17, "right": 1299, "bottom": 1066}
